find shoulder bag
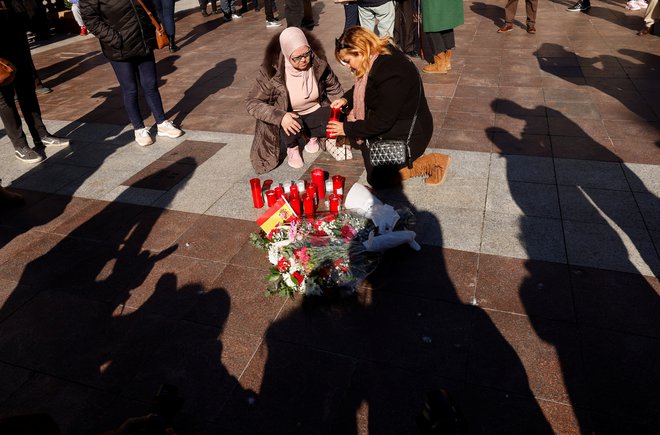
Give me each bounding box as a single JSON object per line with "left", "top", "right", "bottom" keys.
{"left": 135, "top": 0, "right": 169, "bottom": 49}
{"left": 365, "top": 74, "right": 422, "bottom": 169}
{"left": 0, "top": 58, "right": 16, "bottom": 87}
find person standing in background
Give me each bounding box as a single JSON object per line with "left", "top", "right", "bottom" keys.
{"left": 357, "top": 0, "right": 396, "bottom": 37}
{"left": 420, "top": 0, "right": 463, "bottom": 73}
{"left": 154, "top": 0, "right": 180, "bottom": 52}
{"left": 80, "top": 0, "right": 183, "bottom": 146}
{"left": 70, "top": 0, "right": 88, "bottom": 36}
{"left": 497, "top": 0, "right": 538, "bottom": 33}
{"left": 394, "top": 0, "right": 417, "bottom": 56}
{"left": 1, "top": 0, "right": 69, "bottom": 164}
{"left": 637, "top": 0, "right": 658, "bottom": 35}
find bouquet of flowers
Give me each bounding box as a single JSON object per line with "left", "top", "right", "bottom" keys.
{"left": 251, "top": 184, "right": 420, "bottom": 298}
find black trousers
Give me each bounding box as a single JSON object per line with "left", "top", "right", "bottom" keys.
{"left": 394, "top": 0, "right": 416, "bottom": 53}
{"left": 426, "top": 30, "right": 455, "bottom": 54}
{"left": 0, "top": 30, "right": 48, "bottom": 150}
{"left": 279, "top": 106, "right": 330, "bottom": 154}
{"left": 285, "top": 0, "right": 303, "bottom": 27}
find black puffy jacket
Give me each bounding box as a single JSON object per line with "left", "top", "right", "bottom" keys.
{"left": 80, "top": 0, "right": 157, "bottom": 62}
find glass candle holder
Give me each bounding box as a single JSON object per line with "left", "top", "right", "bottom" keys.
{"left": 332, "top": 175, "right": 344, "bottom": 195}
{"left": 250, "top": 178, "right": 264, "bottom": 208}
{"left": 311, "top": 168, "right": 325, "bottom": 199}
{"left": 265, "top": 190, "right": 277, "bottom": 207}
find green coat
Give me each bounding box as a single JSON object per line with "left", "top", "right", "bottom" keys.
{"left": 421, "top": 0, "right": 465, "bottom": 33}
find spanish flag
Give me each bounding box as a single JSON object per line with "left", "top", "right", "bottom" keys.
{"left": 256, "top": 196, "right": 297, "bottom": 233}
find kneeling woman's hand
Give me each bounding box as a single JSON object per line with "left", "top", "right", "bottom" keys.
{"left": 326, "top": 120, "right": 345, "bottom": 137}
{"left": 281, "top": 112, "right": 301, "bottom": 136}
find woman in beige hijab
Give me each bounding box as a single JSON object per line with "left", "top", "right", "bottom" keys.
{"left": 246, "top": 27, "right": 344, "bottom": 172}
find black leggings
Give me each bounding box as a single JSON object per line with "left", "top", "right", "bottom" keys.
{"left": 279, "top": 106, "right": 331, "bottom": 150}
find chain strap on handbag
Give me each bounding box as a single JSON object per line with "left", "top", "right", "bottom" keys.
{"left": 135, "top": 0, "right": 169, "bottom": 49}
{"left": 366, "top": 69, "right": 422, "bottom": 169}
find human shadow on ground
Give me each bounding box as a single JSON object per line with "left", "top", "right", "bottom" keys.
{"left": 166, "top": 58, "right": 237, "bottom": 127}
{"left": 230, "top": 182, "right": 554, "bottom": 433}
{"left": 469, "top": 1, "right": 507, "bottom": 28}
{"left": 488, "top": 99, "right": 660, "bottom": 433}
{"left": 0, "top": 158, "right": 248, "bottom": 432}
{"left": 536, "top": 44, "right": 660, "bottom": 149}
{"left": 176, "top": 12, "right": 232, "bottom": 49}
{"left": 36, "top": 51, "right": 104, "bottom": 90}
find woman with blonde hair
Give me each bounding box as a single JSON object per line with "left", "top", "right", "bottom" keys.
{"left": 327, "top": 26, "right": 450, "bottom": 189}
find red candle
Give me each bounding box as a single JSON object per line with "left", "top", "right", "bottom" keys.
{"left": 302, "top": 193, "right": 315, "bottom": 215}
{"left": 289, "top": 195, "right": 301, "bottom": 216}
{"left": 306, "top": 184, "right": 317, "bottom": 205}
{"left": 250, "top": 178, "right": 264, "bottom": 208}
{"left": 265, "top": 190, "right": 276, "bottom": 207}
{"left": 329, "top": 194, "right": 341, "bottom": 213}
{"left": 326, "top": 107, "right": 341, "bottom": 139}
{"left": 311, "top": 168, "right": 325, "bottom": 199}
{"left": 274, "top": 186, "right": 284, "bottom": 200}
{"left": 332, "top": 175, "right": 344, "bottom": 195}
{"left": 290, "top": 184, "right": 299, "bottom": 198}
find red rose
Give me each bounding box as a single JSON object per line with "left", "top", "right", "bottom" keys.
{"left": 324, "top": 214, "right": 336, "bottom": 223}
{"left": 292, "top": 271, "right": 304, "bottom": 285}
{"left": 277, "top": 257, "right": 290, "bottom": 272}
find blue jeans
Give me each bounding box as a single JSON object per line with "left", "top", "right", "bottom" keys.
{"left": 154, "top": 0, "right": 176, "bottom": 35}
{"left": 110, "top": 53, "right": 166, "bottom": 129}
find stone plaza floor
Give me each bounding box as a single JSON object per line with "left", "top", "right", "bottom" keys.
{"left": 0, "top": 0, "right": 659, "bottom": 433}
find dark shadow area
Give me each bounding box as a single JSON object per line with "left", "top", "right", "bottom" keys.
{"left": 223, "top": 185, "right": 553, "bottom": 433}
{"left": 37, "top": 51, "right": 104, "bottom": 90}
{"left": 176, "top": 13, "right": 232, "bottom": 49}
{"left": 0, "top": 158, "right": 249, "bottom": 432}
{"left": 166, "top": 58, "right": 237, "bottom": 126}
{"left": 469, "top": 1, "right": 511, "bottom": 28}
{"left": 489, "top": 99, "right": 660, "bottom": 433}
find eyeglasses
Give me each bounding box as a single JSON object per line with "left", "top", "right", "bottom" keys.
{"left": 291, "top": 50, "right": 313, "bottom": 63}
{"left": 335, "top": 38, "right": 352, "bottom": 51}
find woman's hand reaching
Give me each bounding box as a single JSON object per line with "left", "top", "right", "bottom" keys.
{"left": 281, "top": 112, "right": 301, "bottom": 136}
{"left": 326, "top": 120, "right": 345, "bottom": 137}
{"left": 330, "top": 98, "right": 347, "bottom": 109}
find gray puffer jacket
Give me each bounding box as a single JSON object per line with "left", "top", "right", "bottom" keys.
{"left": 245, "top": 31, "right": 343, "bottom": 174}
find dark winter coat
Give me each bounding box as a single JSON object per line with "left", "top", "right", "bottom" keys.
{"left": 80, "top": 0, "right": 158, "bottom": 62}
{"left": 0, "top": 0, "right": 30, "bottom": 67}
{"left": 245, "top": 31, "right": 344, "bottom": 174}
{"left": 342, "top": 46, "right": 433, "bottom": 163}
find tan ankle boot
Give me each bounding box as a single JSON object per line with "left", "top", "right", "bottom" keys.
{"left": 422, "top": 52, "right": 448, "bottom": 74}
{"left": 446, "top": 49, "right": 452, "bottom": 71}
{"left": 399, "top": 153, "right": 451, "bottom": 185}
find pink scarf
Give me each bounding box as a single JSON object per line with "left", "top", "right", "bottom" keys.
{"left": 348, "top": 54, "right": 378, "bottom": 143}
{"left": 347, "top": 53, "right": 378, "bottom": 122}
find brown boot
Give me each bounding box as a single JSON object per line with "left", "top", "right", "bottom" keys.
{"left": 446, "top": 49, "right": 452, "bottom": 71}
{"left": 399, "top": 153, "right": 451, "bottom": 185}
{"left": 0, "top": 186, "right": 25, "bottom": 206}
{"left": 422, "top": 52, "right": 448, "bottom": 74}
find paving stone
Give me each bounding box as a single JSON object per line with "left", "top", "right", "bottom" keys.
{"left": 555, "top": 158, "right": 629, "bottom": 190}
{"left": 558, "top": 185, "right": 646, "bottom": 229}
{"left": 487, "top": 180, "right": 561, "bottom": 218}
{"left": 489, "top": 154, "right": 556, "bottom": 184}
{"left": 482, "top": 211, "right": 566, "bottom": 263}
{"left": 563, "top": 220, "right": 660, "bottom": 277}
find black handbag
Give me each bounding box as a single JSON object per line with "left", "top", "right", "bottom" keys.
{"left": 366, "top": 76, "right": 422, "bottom": 169}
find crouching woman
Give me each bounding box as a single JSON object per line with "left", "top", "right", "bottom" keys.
{"left": 327, "top": 26, "right": 450, "bottom": 189}
{"left": 246, "top": 27, "right": 344, "bottom": 173}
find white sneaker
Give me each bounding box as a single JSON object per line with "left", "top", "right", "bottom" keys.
{"left": 231, "top": 13, "right": 242, "bottom": 19}
{"left": 626, "top": 0, "right": 641, "bottom": 9}
{"left": 135, "top": 128, "right": 153, "bottom": 146}
{"left": 266, "top": 20, "right": 282, "bottom": 28}
{"left": 157, "top": 120, "right": 183, "bottom": 138}
{"left": 636, "top": 0, "right": 648, "bottom": 8}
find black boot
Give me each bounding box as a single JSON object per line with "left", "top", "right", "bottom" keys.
{"left": 168, "top": 34, "right": 179, "bottom": 53}
{"left": 200, "top": 5, "right": 210, "bottom": 16}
